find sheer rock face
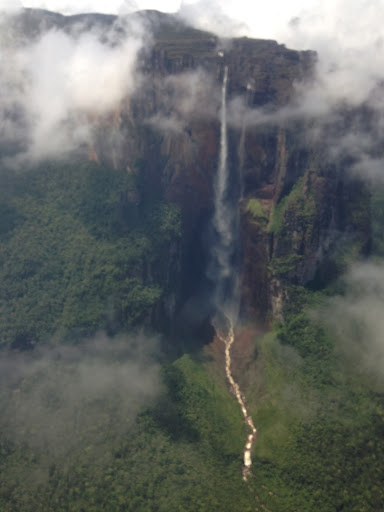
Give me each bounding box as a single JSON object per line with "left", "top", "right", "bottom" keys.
{"left": 8, "top": 9, "right": 371, "bottom": 326}
{"left": 126, "top": 18, "right": 368, "bottom": 325}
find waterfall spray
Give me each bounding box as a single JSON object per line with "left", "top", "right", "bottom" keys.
{"left": 209, "top": 65, "right": 257, "bottom": 481}
{"left": 210, "top": 66, "right": 239, "bottom": 321}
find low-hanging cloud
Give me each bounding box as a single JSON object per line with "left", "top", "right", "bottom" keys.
{"left": 0, "top": 332, "right": 162, "bottom": 461}
{"left": 148, "top": 68, "right": 219, "bottom": 135}
{"left": 2, "top": 1, "right": 384, "bottom": 180}
{"left": 269, "top": 1, "right": 384, "bottom": 183}
{"left": 0, "top": 11, "right": 146, "bottom": 165}
{"left": 179, "top": 0, "right": 384, "bottom": 184}
{"left": 321, "top": 263, "right": 384, "bottom": 387}
{"left": 178, "top": 0, "right": 247, "bottom": 38}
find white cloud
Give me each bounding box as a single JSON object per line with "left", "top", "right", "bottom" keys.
{"left": 0, "top": 0, "right": 22, "bottom": 11}
{"left": 23, "top": 30, "right": 141, "bottom": 113}
{"left": 0, "top": 15, "right": 145, "bottom": 163}
{"left": 323, "top": 263, "right": 384, "bottom": 387}
{"left": 3, "top": 0, "right": 384, "bottom": 176}
{"left": 0, "top": 333, "right": 162, "bottom": 455}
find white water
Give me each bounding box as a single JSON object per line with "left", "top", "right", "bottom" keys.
{"left": 214, "top": 317, "right": 257, "bottom": 480}
{"left": 213, "top": 67, "right": 234, "bottom": 307}
{"left": 211, "top": 66, "right": 257, "bottom": 481}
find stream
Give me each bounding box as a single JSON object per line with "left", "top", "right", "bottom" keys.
{"left": 213, "top": 314, "right": 257, "bottom": 481}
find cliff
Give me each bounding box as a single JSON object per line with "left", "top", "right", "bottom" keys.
{"left": 4, "top": 9, "right": 371, "bottom": 331}
{"left": 123, "top": 11, "right": 369, "bottom": 327}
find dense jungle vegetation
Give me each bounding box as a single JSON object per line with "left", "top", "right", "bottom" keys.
{"left": 0, "top": 161, "right": 181, "bottom": 348}
{"left": 0, "top": 160, "right": 383, "bottom": 511}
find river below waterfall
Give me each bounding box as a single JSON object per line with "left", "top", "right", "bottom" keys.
{"left": 213, "top": 315, "right": 257, "bottom": 480}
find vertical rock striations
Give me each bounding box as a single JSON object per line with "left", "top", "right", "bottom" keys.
{"left": 209, "top": 64, "right": 257, "bottom": 479}
{"left": 7, "top": 9, "right": 372, "bottom": 328}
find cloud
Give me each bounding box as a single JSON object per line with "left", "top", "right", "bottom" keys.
{"left": 147, "top": 68, "right": 219, "bottom": 134}
{"left": 178, "top": 0, "right": 247, "bottom": 38}
{"left": 2, "top": 1, "right": 384, "bottom": 181}
{"left": 0, "top": 332, "right": 162, "bottom": 459}
{"left": 175, "top": 1, "right": 384, "bottom": 185}
{"left": 0, "top": 0, "right": 22, "bottom": 12}
{"left": 321, "top": 263, "right": 384, "bottom": 387}
{"left": 0, "top": 12, "right": 145, "bottom": 164}
{"left": 272, "top": 2, "right": 384, "bottom": 182}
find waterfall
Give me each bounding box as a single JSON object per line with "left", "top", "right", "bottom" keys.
{"left": 209, "top": 65, "right": 257, "bottom": 481}
{"left": 238, "top": 83, "right": 253, "bottom": 200}
{"left": 209, "top": 65, "right": 239, "bottom": 322}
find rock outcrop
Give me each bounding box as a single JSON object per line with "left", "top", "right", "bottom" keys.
{"left": 6, "top": 8, "right": 372, "bottom": 328}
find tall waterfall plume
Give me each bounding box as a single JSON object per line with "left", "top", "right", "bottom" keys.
{"left": 209, "top": 65, "right": 240, "bottom": 323}
{"left": 209, "top": 65, "right": 257, "bottom": 481}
